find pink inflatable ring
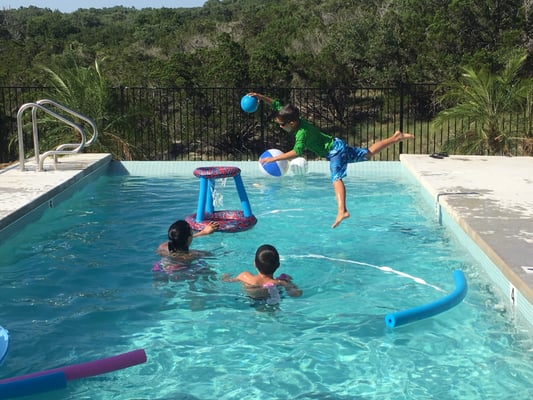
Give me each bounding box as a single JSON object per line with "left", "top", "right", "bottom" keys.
{"left": 193, "top": 166, "right": 240, "bottom": 180}
{"left": 186, "top": 211, "right": 257, "bottom": 233}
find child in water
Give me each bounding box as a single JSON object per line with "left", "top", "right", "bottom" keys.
{"left": 222, "top": 244, "right": 302, "bottom": 301}
{"left": 154, "top": 220, "right": 218, "bottom": 274}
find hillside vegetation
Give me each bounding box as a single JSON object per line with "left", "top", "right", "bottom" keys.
{"left": 1, "top": 0, "right": 532, "bottom": 163}
{"left": 1, "top": 0, "right": 531, "bottom": 87}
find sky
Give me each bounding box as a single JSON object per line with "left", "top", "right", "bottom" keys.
{"left": 0, "top": 0, "right": 206, "bottom": 13}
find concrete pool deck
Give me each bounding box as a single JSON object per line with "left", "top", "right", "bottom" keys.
{"left": 0, "top": 154, "right": 112, "bottom": 236}
{"left": 400, "top": 154, "right": 533, "bottom": 317}
{"left": 1, "top": 153, "right": 532, "bottom": 324}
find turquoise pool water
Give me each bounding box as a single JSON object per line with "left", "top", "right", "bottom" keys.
{"left": 0, "top": 166, "right": 532, "bottom": 399}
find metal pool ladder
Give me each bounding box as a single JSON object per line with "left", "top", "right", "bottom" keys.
{"left": 17, "top": 99, "right": 98, "bottom": 171}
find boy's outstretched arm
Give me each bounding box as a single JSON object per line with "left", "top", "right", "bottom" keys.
{"left": 260, "top": 149, "right": 298, "bottom": 164}
{"left": 248, "top": 92, "right": 273, "bottom": 105}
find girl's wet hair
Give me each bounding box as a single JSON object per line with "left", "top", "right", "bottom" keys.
{"left": 167, "top": 220, "right": 193, "bottom": 252}
{"left": 255, "top": 244, "right": 280, "bottom": 275}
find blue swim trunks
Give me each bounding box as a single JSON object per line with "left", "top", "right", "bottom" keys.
{"left": 327, "top": 138, "right": 369, "bottom": 181}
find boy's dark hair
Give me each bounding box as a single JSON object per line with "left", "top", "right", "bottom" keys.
{"left": 255, "top": 244, "right": 280, "bottom": 275}
{"left": 277, "top": 104, "right": 300, "bottom": 123}
{"left": 168, "top": 220, "right": 192, "bottom": 252}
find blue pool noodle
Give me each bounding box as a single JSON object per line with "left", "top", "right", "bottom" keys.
{"left": 0, "top": 371, "right": 66, "bottom": 399}
{"left": 385, "top": 270, "right": 468, "bottom": 328}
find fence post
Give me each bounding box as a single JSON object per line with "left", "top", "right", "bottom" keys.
{"left": 399, "top": 82, "right": 404, "bottom": 154}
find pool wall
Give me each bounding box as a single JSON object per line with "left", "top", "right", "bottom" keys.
{"left": 107, "top": 159, "right": 404, "bottom": 178}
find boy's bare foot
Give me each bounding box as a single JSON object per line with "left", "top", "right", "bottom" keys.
{"left": 332, "top": 211, "right": 350, "bottom": 228}
{"left": 392, "top": 130, "right": 414, "bottom": 142}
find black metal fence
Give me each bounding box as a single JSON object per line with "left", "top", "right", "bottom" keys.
{"left": 114, "top": 84, "right": 444, "bottom": 161}
{"left": 1, "top": 85, "right": 530, "bottom": 164}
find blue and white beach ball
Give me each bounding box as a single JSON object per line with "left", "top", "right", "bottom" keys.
{"left": 258, "top": 149, "right": 289, "bottom": 177}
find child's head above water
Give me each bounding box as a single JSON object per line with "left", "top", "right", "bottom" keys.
{"left": 168, "top": 220, "right": 193, "bottom": 252}
{"left": 254, "top": 244, "right": 280, "bottom": 276}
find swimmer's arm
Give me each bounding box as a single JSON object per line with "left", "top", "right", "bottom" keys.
{"left": 193, "top": 221, "right": 219, "bottom": 237}
{"left": 283, "top": 282, "right": 303, "bottom": 297}
{"left": 276, "top": 277, "right": 303, "bottom": 297}
{"left": 188, "top": 249, "right": 213, "bottom": 259}
{"left": 221, "top": 271, "right": 255, "bottom": 285}
{"left": 288, "top": 287, "right": 303, "bottom": 297}
{"left": 156, "top": 242, "right": 169, "bottom": 256}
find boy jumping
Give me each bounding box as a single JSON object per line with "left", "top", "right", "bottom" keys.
{"left": 250, "top": 92, "right": 414, "bottom": 228}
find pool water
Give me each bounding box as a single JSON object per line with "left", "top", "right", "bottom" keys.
{"left": 0, "top": 168, "right": 532, "bottom": 399}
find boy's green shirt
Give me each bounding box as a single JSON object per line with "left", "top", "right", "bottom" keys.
{"left": 272, "top": 99, "right": 334, "bottom": 158}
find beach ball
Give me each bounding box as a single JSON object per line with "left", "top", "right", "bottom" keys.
{"left": 258, "top": 149, "right": 289, "bottom": 177}
{"left": 240, "top": 95, "right": 258, "bottom": 113}
{"left": 289, "top": 157, "right": 308, "bottom": 176}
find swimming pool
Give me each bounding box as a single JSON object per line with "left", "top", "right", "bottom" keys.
{"left": 1, "top": 162, "right": 532, "bottom": 399}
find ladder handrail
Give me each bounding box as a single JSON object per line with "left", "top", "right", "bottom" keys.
{"left": 17, "top": 102, "right": 86, "bottom": 171}
{"left": 36, "top": 99, "right": 98, "bottom": 147}
{"left": 17, "top": 100, "right": 98, "bottom": 171}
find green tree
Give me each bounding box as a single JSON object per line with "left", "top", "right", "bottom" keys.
{"left": 196, "top": 33, "right": 250, "bottom": 87}
{"left": 433, "top": 51, "right": 533, "bottom": 155}
{"left": 1, "top": 1, "right": 531, "bottom": 92}
{"left": 41, "top": 59, "right": 137, "bottom": 159}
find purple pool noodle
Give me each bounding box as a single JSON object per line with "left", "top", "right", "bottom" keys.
{"left": 0, "top": 349, "right": 146, "bottom": 384}
{"left": 385, "top": 270, "right": 467, "bottom": 328}
{"left": 0, "top": 371, "right": 66, "bottom": 399}
{"left": 62, "top": 348, "right": 147, "bottom": 380}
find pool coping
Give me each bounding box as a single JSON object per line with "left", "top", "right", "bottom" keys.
{"left": 0, "top": 154, "right": 112, "bottom": 238}
{"left": 1, "top": 153, "right": 532, "bottom": 327}
{"left": 400, "top": 154, "right": 533, "bottom": 326}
